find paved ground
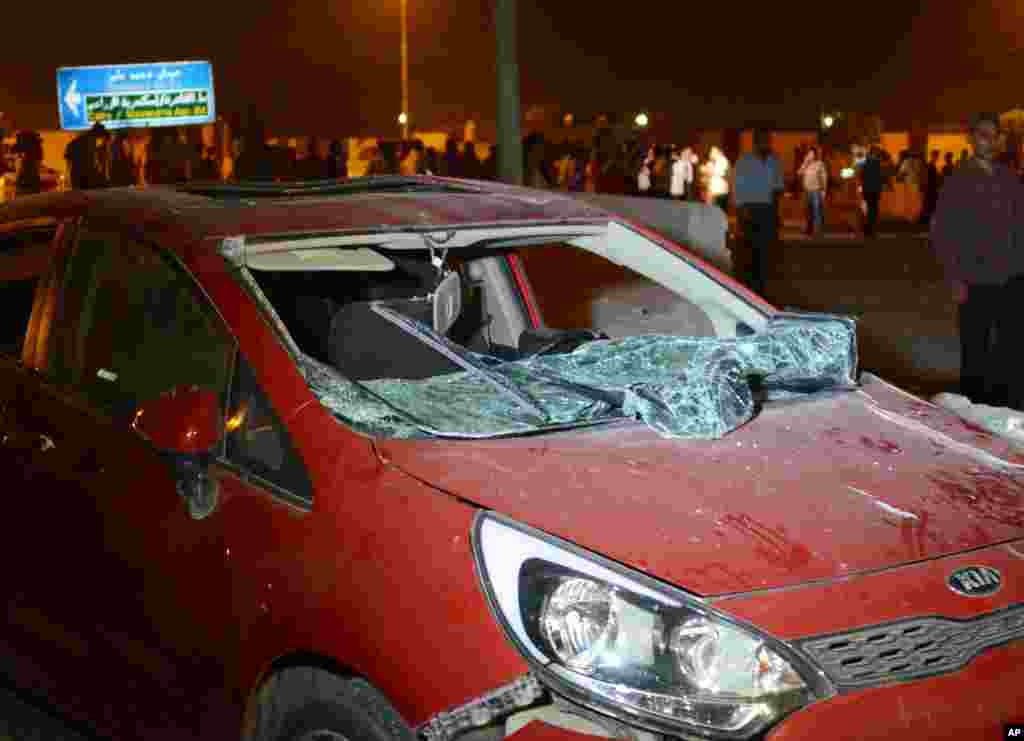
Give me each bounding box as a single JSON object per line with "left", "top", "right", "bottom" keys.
{"left": 764, "top": 198, "right": 956, "bottom": 399}
{"left": 0, "top": 685, "right": 92, "bottom": 741}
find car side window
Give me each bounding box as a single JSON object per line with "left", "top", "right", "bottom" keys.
{"left": 48, "top": 226, "right": 235, "bottom": 420}
{"left": 225, "top": 353, "right": 313, "bottom": 503}
{"left": 0, "top": 224, "right": 57, "bottom": 357}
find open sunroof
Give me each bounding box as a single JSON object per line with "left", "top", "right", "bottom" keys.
{"left": 179, "top": 175, "right": 482, "bottom": 200}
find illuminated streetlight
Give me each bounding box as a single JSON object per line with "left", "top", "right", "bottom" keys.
{"left": 823, "top": 115, "right": 835, "bottom": 129}
{"left": 400, "top": 0, "right": 409, "bottom": 139}
{"left": 635, "top": 112, "right": 649, "bottom": 128}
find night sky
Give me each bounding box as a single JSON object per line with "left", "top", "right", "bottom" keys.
{"left": 1, "top": 1, "right": 1019, "bottom": 136}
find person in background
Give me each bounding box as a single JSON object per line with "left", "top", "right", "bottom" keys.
{"left": 481, "top": 145, "right": 497, "bottom": 179}
{"left": 441, "top": 137, "right": 462, "bottom": 178}
{"left": 568, "top": 145, "right": 586, "bottom": 191}
{"left": 524, "top": 133, "right": 550, "bottom": 188}
{"left": 707, "top": 146, "right": 731, "bottom": 212}
{"left": 380, "top": 141, "right": 400, "bottom": 175}
{"left": 733, "top": 129, "right": 784, "bottom": 296}
{"left": 172, "top": 127, "right": 199, "bottom": 183}
{"left": 425, "top": 146, "right": 440, "bottom": 176}
{"left": 921, "top": 149, "right": 941, "bottom": 225}
{"left": 652, "top": 145, "right": 670, "bottom": 197}
{"left": 859, "top": 146, "right": 884, "bottom": 237}
{"left": 196, "top": 146, "right": 220, "bottom": 181}
{"left": 637, "top": 145, "right": 654, "bottom": 196}
{"left": 798, "top": 146, "right": 828, "bottom": 236}
{"left": 399, "top": 139, "right": 423, "bottom": 176}
{"left": 791, "top": 143, "right": 807, "bottom": 197}
{"left": 108, "top": 132, "right": 139, "bottom": 187}
{"left": 957, "top": 148, "right": 970, "bottom": 169}
{"left": 554, "top": 143, "right": 573, "bottom": 190}
{"left": 941, "top": 152, "right": 955, "bottom": 182}
{"left": 297, "top": 136, "right": 326, "bottom": 180}
{"left": 584, "top": 149, "right": 600, "bottom": 193}
{"left": 670, "top": 146, "right": 693, "bottom": 201}
{"left": 13, "top": 130, "right": 44, "bottom": 196}
{"left": 462, "top": 141, "right": 483, "bottom": 179}
{"left": 327, "top": 140, "right": 347, "bottom": 179}
{"left": 234, "top": 120, "right": 282, "bottom": 181}
{"left": 145, "top": 128, "right": 173, "bottom": 184}
{"left": 65, "top": 122, "right": 110, "bottom": 190}
{"left": 931, "top": 112, "right": 1024, "bottom": 410}
{"left": 366, "top": 146, "right": 388, "bottom": 175}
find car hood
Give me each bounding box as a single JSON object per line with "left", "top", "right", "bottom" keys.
{"left": 376, "top": 373, "right": 1024, "bottom": 596}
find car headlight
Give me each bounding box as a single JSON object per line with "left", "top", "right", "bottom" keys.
{"left": 472, "top": 513, "right": 833, "bottom": 740}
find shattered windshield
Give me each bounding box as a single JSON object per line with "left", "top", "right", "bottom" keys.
{"left": 301, "top": 311, "right": 858, "bottom": 440}
{"left": 237, "top": 229, "right": 857, "bottom": 441}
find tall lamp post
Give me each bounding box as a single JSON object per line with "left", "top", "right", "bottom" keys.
{"left": 495, "top": 0, "right": 523, "bottom": 184}
{"left": 400, "top": 0, "right": 409, "bottom": 140}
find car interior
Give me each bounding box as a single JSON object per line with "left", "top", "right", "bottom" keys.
{"left": 249, "top": 247, "right": 604, "bottom": 382}
{"left": 243, "top": 225, "right": 767, "bottom": 385}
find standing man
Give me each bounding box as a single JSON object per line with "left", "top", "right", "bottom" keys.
{"left": 733, "top": 128, "right": 784, "bottom": 297}
{"left": 670, "top": 146, "right": 694, "bottom": 201}
{"left": 859, "top": 146, "right": 884, "bottom": 237}
{"left": 921, "top": 149, "right": 941, "bottom": 225}
{"left": 930, "top": 111, "right": 1024, "bottom": 409}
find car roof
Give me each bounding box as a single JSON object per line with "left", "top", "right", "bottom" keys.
{"left": 0, "top": 177, "right": 614, "bottom": 251}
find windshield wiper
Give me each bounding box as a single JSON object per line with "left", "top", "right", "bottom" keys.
{"left": 479, "top": 356, "right": 626, "bottom": 410}
{"left": 372, "top": 304, "right": 549, "bottom": 420}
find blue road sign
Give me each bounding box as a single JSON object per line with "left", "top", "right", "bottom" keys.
{"left": 56, "top": 61, "right": 216, "bottom": 131}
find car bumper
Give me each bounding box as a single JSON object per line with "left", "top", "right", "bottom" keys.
{"left": 769, "top": 638, "right": 1024, "bottom": 740}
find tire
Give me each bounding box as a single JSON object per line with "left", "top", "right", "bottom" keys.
{"left": 249, "top": 668, "right": 417, "bottom": 741}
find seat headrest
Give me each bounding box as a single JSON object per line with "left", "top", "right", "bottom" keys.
{"left": 432, "top": 271, "right": 462, "bottom": 336}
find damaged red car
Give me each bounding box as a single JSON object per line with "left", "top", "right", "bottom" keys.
{"left": 0, "top": 177, "right": 1021, "bottom": 741}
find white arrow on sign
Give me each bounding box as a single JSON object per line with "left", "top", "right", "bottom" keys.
{"left": 64, "top": 79, "right": 81, "bottom": 117}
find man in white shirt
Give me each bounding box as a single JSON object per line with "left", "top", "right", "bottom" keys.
{"left": 637, "top": 146, "right": 653, "bottom": 195}
{"left": 670, "top": 146, "right": 694, "bottom": 200}
{"left": 733, "top": 129, "right": 785, "bottom": 297}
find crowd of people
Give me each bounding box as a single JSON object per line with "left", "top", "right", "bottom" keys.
{"left": 49, "top": 121, "right": 355, "bottom": 191}
{"left": 4, "top": 110, "right": 1023, "bottom": 416}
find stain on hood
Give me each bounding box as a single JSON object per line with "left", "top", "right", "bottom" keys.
{"left": 377, "top": 373, "right": 1024, "bottom": 596}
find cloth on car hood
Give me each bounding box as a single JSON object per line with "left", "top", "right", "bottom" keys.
{"left": 300, "top": 312, "right": 858, "bottom": 439}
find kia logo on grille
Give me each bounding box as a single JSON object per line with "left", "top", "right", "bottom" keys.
{"left": 948, "top": 566, "right": 1002, "bottom": 597}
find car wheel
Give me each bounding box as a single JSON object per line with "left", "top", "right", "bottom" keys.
{"left": 249, "top": 668, "right": 417, "bottom": 741}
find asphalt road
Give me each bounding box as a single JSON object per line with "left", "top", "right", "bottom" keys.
{"left": 0, "top": 685, "right": 92, "bottom": 741}
{"left": 765, "top": 230, "right": 956, "bottom": 399}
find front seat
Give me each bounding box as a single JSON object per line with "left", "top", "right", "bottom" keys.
{"left": 328, "top": 300, "right": 462, "bottom": 382}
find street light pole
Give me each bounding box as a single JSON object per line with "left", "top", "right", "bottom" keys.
{"left": 495, "top": 0, "right": 523, "bottom": 184}
{"left": 400, "top": 0, "right": 409, "bottom": 141}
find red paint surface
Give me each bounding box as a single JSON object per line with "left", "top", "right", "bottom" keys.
{"left": 507, "top": 720, "right": 604, "bottom": 741}
{"left": 769, "top": 639, "right": 1024, "bottom": 739}
{"left": 379, "top": 374, "right": 1024, "bottom": 597}
{"left": 7, "top": 183, "right": 1024, "bottom": 740}
{"left": 506, "top": 251, "right": 542, "bottom": 329}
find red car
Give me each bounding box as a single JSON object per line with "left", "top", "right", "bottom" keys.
{"left": 0, "top": 178, "right": 1021, "bottom": 741}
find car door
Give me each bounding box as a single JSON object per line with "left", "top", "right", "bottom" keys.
{"left": 15, "top": 220, "right": 242, "bottom": 738}
{"left": 0, "top": 218, "right": 67, "bottom": 658}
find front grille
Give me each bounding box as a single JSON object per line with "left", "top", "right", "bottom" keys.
{"left": 795, "top": 604, "right": 1024, "bottom": 690}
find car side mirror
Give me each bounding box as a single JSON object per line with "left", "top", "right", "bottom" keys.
{"left": 132, "top": 386, "right": 223, "bottom": 520}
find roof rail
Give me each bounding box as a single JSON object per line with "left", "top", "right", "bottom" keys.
{"left": 179, "top": 176, "right": 480, "bottom": 199}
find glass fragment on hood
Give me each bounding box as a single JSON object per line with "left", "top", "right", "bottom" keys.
{"left": 299, "top": 312, "right": 857, "bottom": 440}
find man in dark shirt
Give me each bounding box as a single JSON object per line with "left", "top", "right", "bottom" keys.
{"left": 930, "top": 112, "right": 1024, "bottom": 409}
{"left": 859, "top": 147, "right": 884, "bottom": 237}
{"left": 921, "top": 149, "right": 941, "bottom": 225}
